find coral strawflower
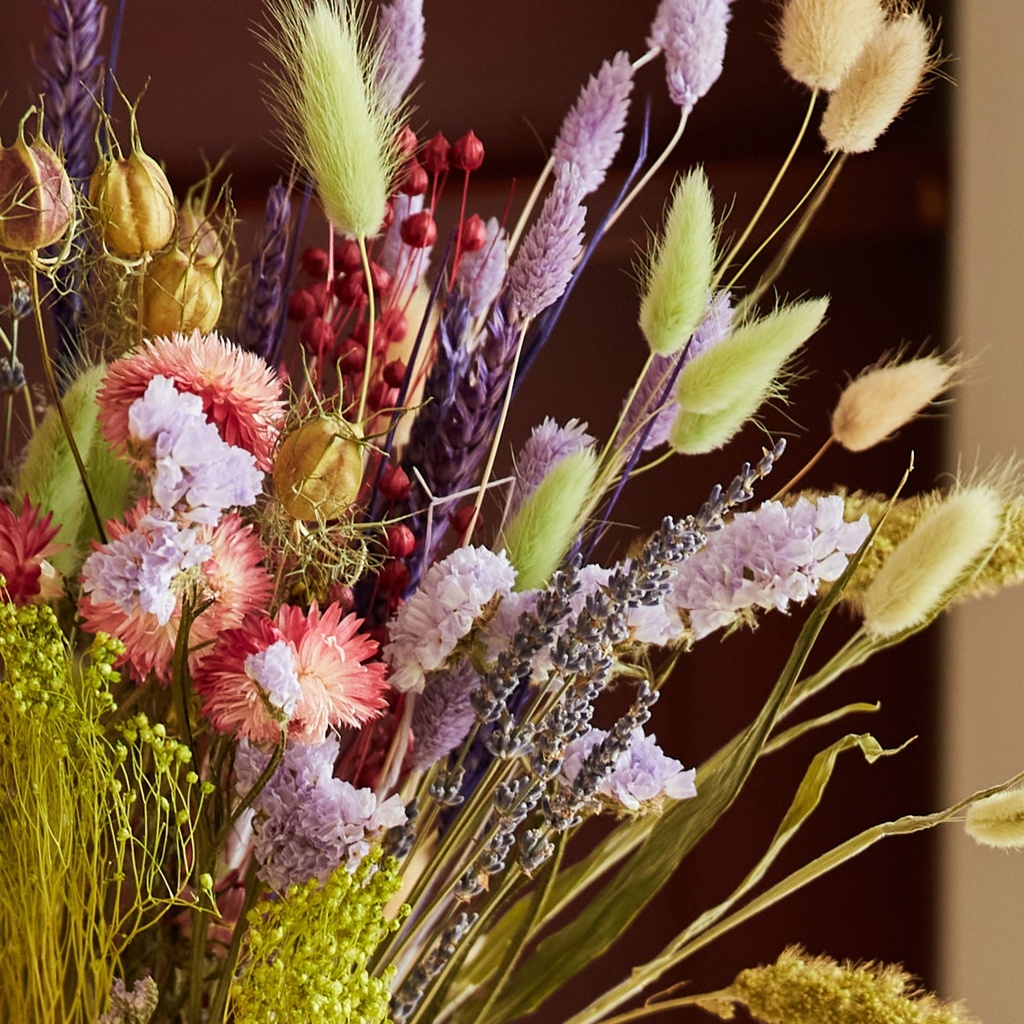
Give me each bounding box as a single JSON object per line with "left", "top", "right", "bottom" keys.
{"left": 98, "top": 330, "right": 286, "bottom": 469}
{"left": 0, "top": 496, "right": 65, "bottom": 605}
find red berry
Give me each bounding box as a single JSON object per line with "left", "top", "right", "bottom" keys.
{"left": 336, "top": 337, "right": 367, "bottom": 372}
{"left": 379, "top": 464, "right": 411, "bottom": 501}
{"left": 369, "top": 381, "right": 400, "bottom": 411}
{"left": 379, "top": 307, "right": 408, "bottom": 343}
{"left": 300, "top": 317, "right": 335, "bottom": 356}
{"left": 459, "top": 214, "right": 488, "bottom": 253}
{"left": 451, "top": 131, "right": 484, "bottom": 172}
{"left": 287, "top": 287, "right": 320, "bottom": 322}
{"left": 378, "top": 559, "right": 411, "bottom": 594}
{"left": 379, "top": 201, "right": 395, "bottom": 233}
{"left": 449, "top": 504, "right": 482, "bottom": 535}
{"left": 400, "top": 210, "right": 437, "bottom": 248}
{"left": 387, "top": 524, "right": 417, "bottom": 558}
{"left": 335, "top": 270, "right": 367, "bottom": 306}
{"left": 368, "top": 262, "right": 392, "bottom": 295}
{"left": 399, "top": 160, "right": 429, "bottom": 197}
{"left": 383, "top": 358, "right": 406, "bottom": 388}
{"left": 301, "top": 247, "right": 330, "bottom": 278}
{"left": 396, "top": 125, "right": 418, "bottom": 158}
{"left": 421, "top": 132, "right": 451, "bottom": 175}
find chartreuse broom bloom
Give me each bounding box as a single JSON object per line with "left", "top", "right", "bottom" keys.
{"left": 263, "top": 0, "right": 403, "bottom": 237}
{"left": 669, "top": 297, "right": 828, "bottom": 454}
{"left": 501, "top": 448, "right": 599, "bottom": 591}
{"left": 639, "top": 167, "right": 717, "bottom": 356}
{"left": 700, "top": 946, "right": 979, "bottom": 1024}
{"left": 230, "top": 847, "right": 406, "bottom": 1024}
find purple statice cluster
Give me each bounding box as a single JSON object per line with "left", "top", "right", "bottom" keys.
{"left": 236, "top": 736, "right": 407, "bottom": 892}
{"left": 80, "top": 511, "right": 211, "bottom": 626}
{"left": 671, "top": 496, "right": 871, "bottom": 638}
{"left": 562, "top": 726, "right": 696, "bottom": 812}
{"left": 385, "top": 545, "right": 518, "bottom": 693}
{"left": 245, "top": 640, "right": 303, "bottom": 721}
{"left": 126, "top": 375, "right": 262, "bottom": 525}
{"left": 506, "top": 417, "right": 596, "bottom": 521}
{"left": 648, "top": 0, "right": 734, "bottom": 114}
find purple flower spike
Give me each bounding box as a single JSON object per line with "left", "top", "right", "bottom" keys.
{"left": 376, "top": 0, "right": 425, "bottom": 110}
{"left": 553, "top": 51, "right": 635, "bottom": 196}
{"left": 648, "top": 0, "right": 733, "bottom": 114}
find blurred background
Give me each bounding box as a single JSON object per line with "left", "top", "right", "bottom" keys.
{"left": 0, "top": 1, "right": 1019, "bottom": 1020}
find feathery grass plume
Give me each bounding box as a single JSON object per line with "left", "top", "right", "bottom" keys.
{"left": 831, "top": 352, "right": 957, "bottom": 452}
{"left": 639, "top": 167, "right": 717, "bottom": 355}
{"left": 262, "top": 0, "right": 403, "bottom": 237}
{"left": 965, "top": 788, "right": 1024, "bottom": 850}
{"left": 861, "top": 483, "right": 1004, "bottom": 639}
{"left": 375, "top": 0, "right": 425, "bottom": 111}
{"left": 501, "top": 448, "right": 599, "bottom": 591}
{"left": 703, "top": 945, "right": 979, "bottom": 1024}
{"left": 230, "top": 847, "right": 405, "bottom": 1024}
{"left": 777, "top": 0, "right": 885, "bottom": 92}
{"left": 820, "top": 10, "right": 934, "bottom": 154}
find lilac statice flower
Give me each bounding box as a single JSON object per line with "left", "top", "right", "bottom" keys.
{"left": 385, "top": 545, "right": 517, "bottom": 692}
{"left": 562, "top": 726, "right": 697, "bottom": 813}
{"left": 245, "top": 640, "right": 302, "bottom": 720}
{"left": 671, "top": 496, "right": 871, "bottom": 639}
{"left": 81, "top": 511, "right": 211, "bottom": 626}
{"left": 618, "top": 292, "right": 733, "bottom": 455}
{"left": 411, "top": 661, "right": 482, "bottom": 769}
{"left": 507, "top": 417, "right": 596, "bottom": 521}
{"left": 128, "top": 376, "right": 263, "bottom": 524}
{"left": 236, "top": 736, "right": 407, "bottom": 892}
{"left": 506, "top": 165, "right": 587, "bottom": 323}
{"left": 98, "top": 976, "right": 159, "bottom": 1024}
{"left": 648, "top": 0, "right": 733, "bottom": 114}
{"left": 375, "top": 0, "right": 425, "bottom": 110}
{"left": 379, "top": 193, "right": 433, "bottom": 296}
{"left": 455, "top": 216, "right": 507, "bottom": 318}
{"left": 552, "top": 51, "right": 634, "bottom": 195}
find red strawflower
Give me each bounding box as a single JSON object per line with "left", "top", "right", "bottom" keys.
{"left": 0, "top": 496, "right": 65, "bottom": 605}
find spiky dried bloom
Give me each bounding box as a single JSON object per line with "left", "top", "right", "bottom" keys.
{"left": 820, "top": 11, "right": 934, "bottom": 154}
{"left": 831, "top": 352, "right": 956, "bottom": 452}
{"left": 552, "top": 51, "right": 634, "bottom": 195}
{"left": 648, "top": 0, "right": 733, "bottom": 113}
{"left": 375, "top": 0, "right": 425, "bottom": 110}
{"left": 236, "top": 181, "right": 292, "bottom": 362}
{"left": 99, "top": 330, "right": 286, "bottom": 470}
{"left": 262, "top": 0, "right": 404, "bottom": 237}
{"left": 0, "top": 497, "right": 65, "bottom": 605}
{"left": 777, "top": 0, "right": 885, "bottom": 92}
{"left": 705, "top": 946, "right": 979, "bottom": 1024}
{"left": 861, "top": 484, "right": 1004, "bottom": 639}
{"left": 965, "top": 788, "right": 1024, "bottom": 850}
{"left": 639, "top": 167, "right": 717, "bottom": 356}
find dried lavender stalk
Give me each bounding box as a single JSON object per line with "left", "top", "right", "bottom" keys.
{"left": 235, "top": 181, "right": 292, "bottom": 362}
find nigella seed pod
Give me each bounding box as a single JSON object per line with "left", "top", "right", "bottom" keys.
{"left": 451, "top": 130, "right": 484, "bottom": 171}
{"left": 142, "top": 246, "right": 223, "bottom": 335}
{"left": 177, "top": 200, "right": 223, "bottom": 261}
{"left": 421, "top": 131, "right": 451, "bottom": 174}
{"left": 89, "top": 135, "right": 176, "bottom": 256}
{"left": 0, "top": 111, "right": 74, "bottom": 252}
{"left": 273, "top": 414, "right": 364, "bottom": 521}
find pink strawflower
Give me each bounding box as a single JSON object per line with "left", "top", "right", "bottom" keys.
{"left": 195, "top": 601, "right": 389, "bottom": 744}
{"left": 0, "top": 496, "right": 65, "bottom": 605}
{"left": 79, "top": 502, "right": 273, "bottom": 684}
{"left": 99, "top": 330, "right": 286, "bottom": 470}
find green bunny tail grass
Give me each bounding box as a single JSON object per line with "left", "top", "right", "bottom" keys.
{"left": 668, "top": 390, "right": 763, "bottom": 455}
{"left": 639, "top": 167, "right": 717, "bottom": 355}
{"left": 501, "top": 448, "right": 599, "bottom": 591}
{"left": 675, "top": 297, "right": 829, "bottom": 416}
{"left": 263, "top": 0, "right": 403, "bottom": 238}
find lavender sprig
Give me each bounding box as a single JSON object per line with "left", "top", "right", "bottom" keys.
{"left": 236, "top": 181, "right": 292, "bottom": 361}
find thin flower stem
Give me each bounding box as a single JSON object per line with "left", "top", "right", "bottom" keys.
{"left": 356, "top": 233, "right": 376, "bottom": 423}
{"left": 771, "top": 435, "right": 835, "bottom": 499}
{"left": 712, "top": 90, "right": 818, "bottom": 292}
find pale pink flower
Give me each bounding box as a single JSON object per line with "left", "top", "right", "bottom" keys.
{"left": 79, "top": 502, "right": 273, "bottom": 684}
{"left": 195, "top": 601, "right": 389, "bottom": 743}
{"left": 99, "top": 330, "right": 286, "bottom": 469}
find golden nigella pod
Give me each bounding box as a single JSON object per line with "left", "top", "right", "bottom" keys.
{"left": 273, "top": 415, "right": 364, "bottom": 521}
{"left": 89, "top": 147, "right": 177, "bottom": 256}
{"left": 0, "top": 110, "right": 74, "bottom": 252}
{"left": 142, "top": 246, "right": 223, "bottom": 336}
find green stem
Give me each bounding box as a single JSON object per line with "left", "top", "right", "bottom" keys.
{"left": 206, "top": 859, "right": 263, "bottom": 1024}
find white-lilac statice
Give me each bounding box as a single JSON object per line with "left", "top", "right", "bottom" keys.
{"left": 552, "top": 51, "right": 634, "bottom": 195}
{"left": 127, "top": 375, "right": 263, "bottom": 524}
{"left": 455, "top": 216, "right": 507, "bottom": 317}
{"left": 648, "top": 0, "right": 733, "bottom": 114}
{"left": 375, "top": 0, "right": 425, "bottom": 110}
{"left": 562, "top": 726, "right": 697, "bottom": 812}
{"left": 507, "top": 417, "right": 596, "bottom": 521}
{"left": 506, "top": 165, "right": 587, "bottom": 323}
{"left": 671, "top": 496, "right": 871, "bottom": 639}
{"left": 385, "top": 545, "right": 517, "bottom": 692}
{"left": 236, "top": 736, "right": 406, "bottom": 892}
{"left": 81, "top": 511, "right": 211, "bottom": 626}
{"left": 245, "top": 640, "right": 302, "bottom": 720}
